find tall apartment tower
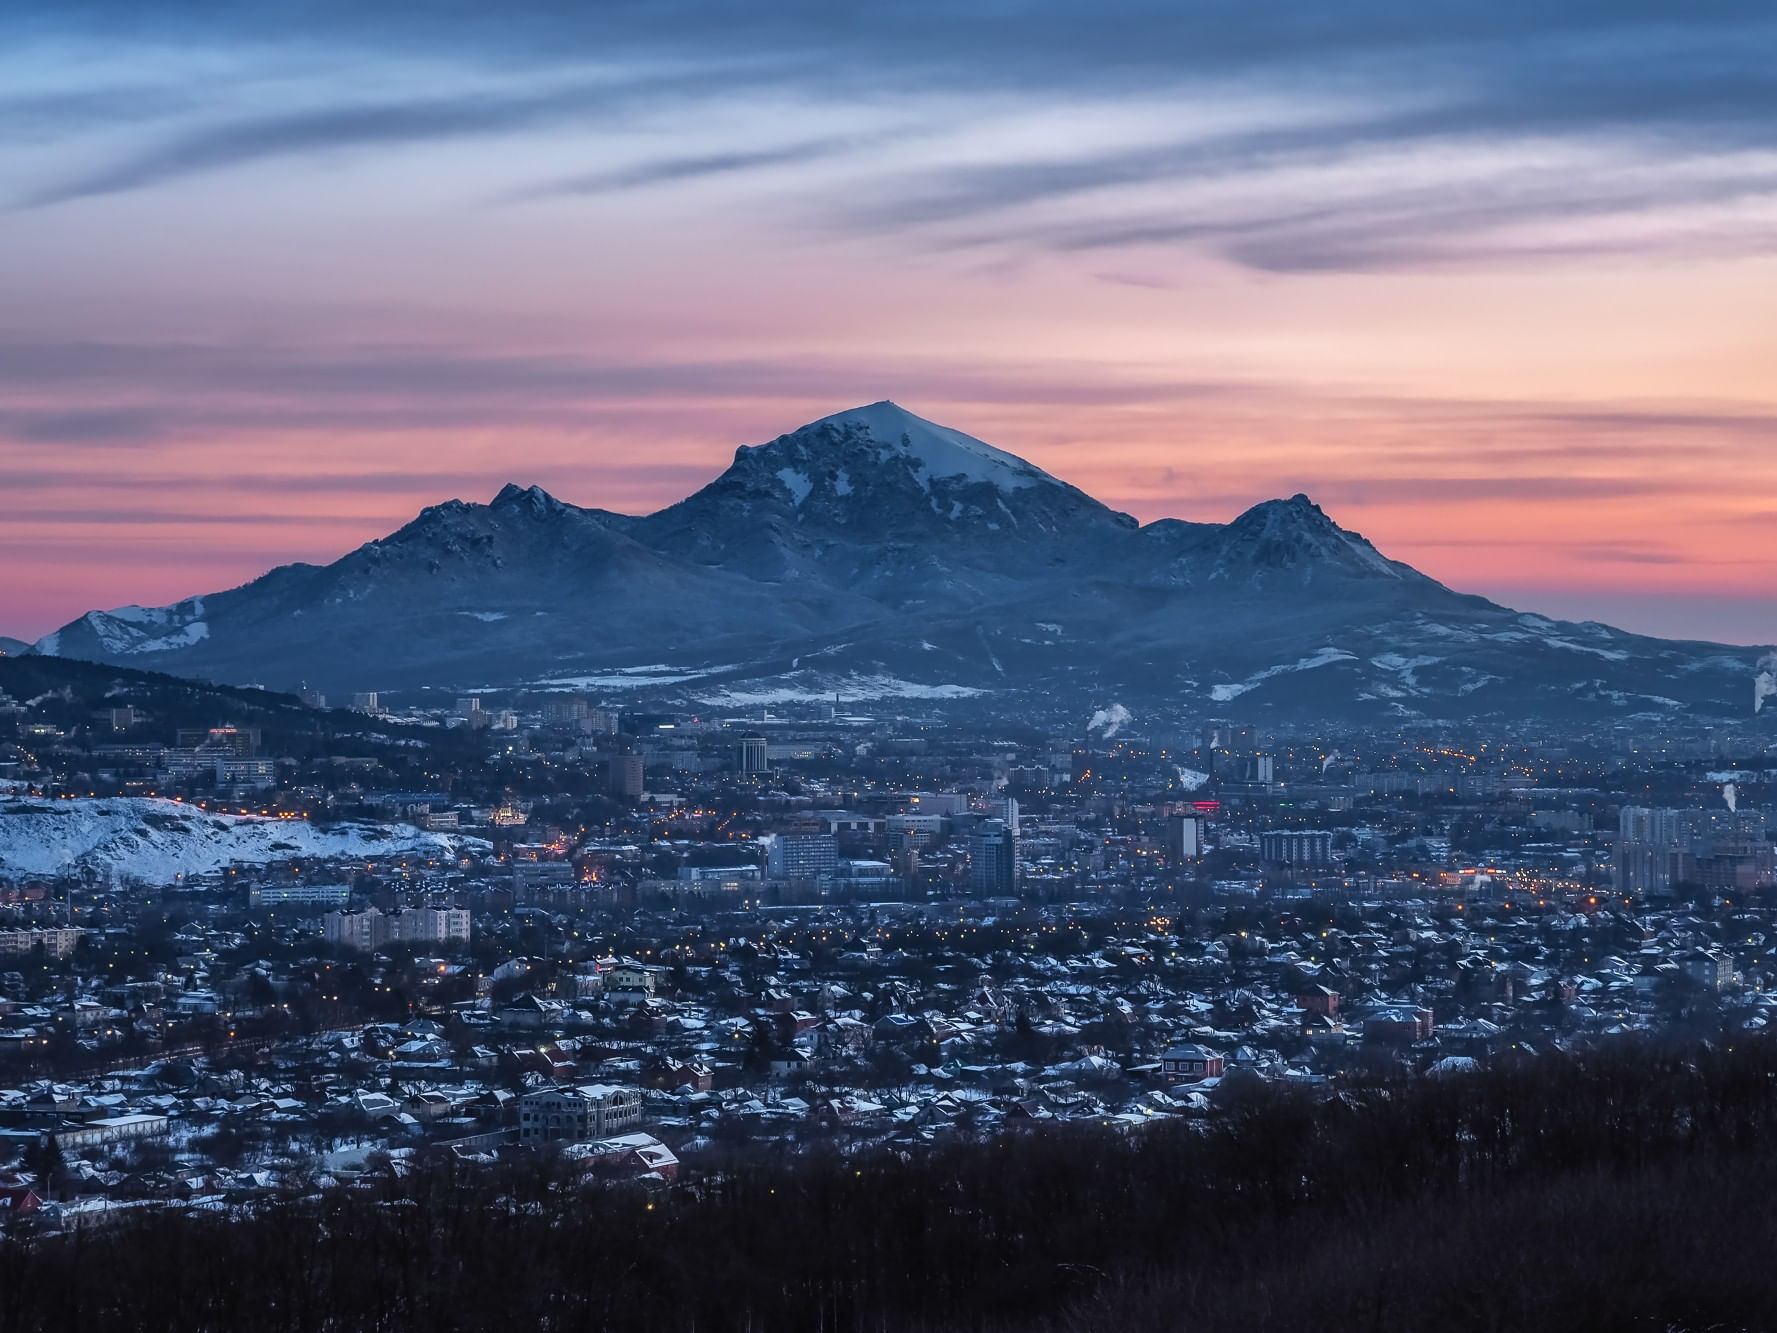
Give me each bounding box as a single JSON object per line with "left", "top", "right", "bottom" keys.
{"left": 1167, "top": 813, "right": 1204, "bottom": 863}
{"left": 604, "top": 753, "right": 644, "bottom": 801}
{"left": 969, "top": 819, "right": 1019, "bottom": 895}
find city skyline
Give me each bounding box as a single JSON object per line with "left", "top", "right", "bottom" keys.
{"left": 4, "top": 3, "right": 1776, "bottom": 644}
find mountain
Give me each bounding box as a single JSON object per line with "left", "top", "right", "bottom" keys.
{"left": 635, "top": 402, "right": 1135, "bottom": 601}
{"left": 30, "top": 401, "right": 1770, "bottom": 722}
{"left": 36, "top": 481, "right": 834, "bottom": 696}
{"left": 0, "top": 637, "right": 27, "bottom": 657}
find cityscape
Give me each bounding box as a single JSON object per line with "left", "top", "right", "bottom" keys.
{"left": 0, "top": 664, "right": 1773, "bottom": 1222}
{"left": 5, "top": 0, "right": 1777, "bottom": 1328}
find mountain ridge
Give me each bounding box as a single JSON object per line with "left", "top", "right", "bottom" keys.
{"left": 28, "top": 403, "right": 1772, "bottom": 721}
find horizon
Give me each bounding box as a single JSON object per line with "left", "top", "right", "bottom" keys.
{"left": 6, "top": 396, "right": 1774, "bottom": 649}
{"left": 4, "top": 3, "right": 1776, "bottom": 645}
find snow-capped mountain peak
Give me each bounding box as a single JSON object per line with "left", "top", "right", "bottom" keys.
{"left": 641, "top": 401, "right": 1128, "bottom": 583}
{"left": 786, "top": 400, "right": 1052, "bottom": 493}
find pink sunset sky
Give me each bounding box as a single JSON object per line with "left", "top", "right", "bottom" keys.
{"left": 3, "top": 3, "right": 1774, "bottom": 644}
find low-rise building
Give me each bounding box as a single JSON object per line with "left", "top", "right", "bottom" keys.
{"left": 517, "top": 1084, "right": 644, "bottom": 1143}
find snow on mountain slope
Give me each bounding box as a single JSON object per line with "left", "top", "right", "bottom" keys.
{"left": 34, "top": 479, "right": 825, "bottom": 689}
{"left": 28, "top": 401, "right": 1771, "bottom": 720}
{"left": 0, "top": 794, "right": 482, "bottom": 884}
{"left": 65, "top": 599, "right": 212, "bottom": 656}
{"left": 634, "top": 400, "right": 1134, "bottom": 603}
{"left": 1210, "top": 647, "right": 1360, "bottom": 701}
{"left": 799, "top": 401, "right": 1049, "bottom": 492}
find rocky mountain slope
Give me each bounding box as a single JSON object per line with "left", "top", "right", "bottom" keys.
{"left": 30, "top": 402, "right": 1772, "bottom": 721}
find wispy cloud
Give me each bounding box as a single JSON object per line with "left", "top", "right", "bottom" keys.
{"left": 3, "top": 335, "right": 1775, "bottom": 438}
{"left": 14, "top": 2, "right": 1777, "bottom": 270}
{"left": 511, "top": 136, "right": 866, "bottom": 199}
{"left": 18, "top": 66, "right": 786, "bottom": 207}
{"left": 0, "top": 83, "right": 203, "bottom": 137}
{"left": 0, "top": 408, "right": 171, "bottom": 444}
{"left": 847, "top": 123, "right": 1777, "bottom": 272}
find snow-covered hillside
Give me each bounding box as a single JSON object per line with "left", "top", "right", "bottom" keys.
{"left": 0, "top": 794, "right": 482, "bottom": 884}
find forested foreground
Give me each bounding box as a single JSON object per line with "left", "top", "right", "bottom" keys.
{"left": 8, "top": 1042, "right": 1777, "bottom": 1332}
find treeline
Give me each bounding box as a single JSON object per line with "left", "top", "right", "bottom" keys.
{"left": 0, "top": 655, "right": 474, "bottom": 761}
{"left": 6, "top": 1040, "right": 1777, "bottom": 1331}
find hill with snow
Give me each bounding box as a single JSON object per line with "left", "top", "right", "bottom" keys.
{"left": 0, "top": 793, "right": 483, "bottom": 884}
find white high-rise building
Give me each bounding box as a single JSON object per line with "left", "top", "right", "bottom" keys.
{"left": 1167, "top": 813, "right": 1204, "bottom": 863}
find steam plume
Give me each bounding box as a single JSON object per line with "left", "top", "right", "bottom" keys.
{"left": 1756, "top": 651, "right": 1777, "bottom": 714}
{"left": 1086, "top": 703, "right": 1132, "bottom": 740}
